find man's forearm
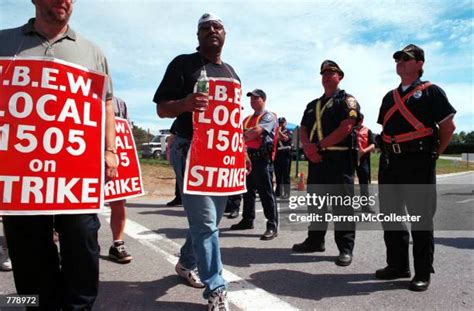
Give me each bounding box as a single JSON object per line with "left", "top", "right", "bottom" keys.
{"left": 105, "top": 99, "right": 116, "bottom": 150}
{"left": 244, "top": 127, "right": 264, "bottom": 142}
{"left": 156, "top": 99, "right": 186, "bottom": 118}
{"left": 300, "top": 126, "right": 311, "bottom": 145}
{"left": 437, "top": 117, "right": 456, "bottom": 156}
{"left": 319, "top": 119, "right": 355, "bottom": 149}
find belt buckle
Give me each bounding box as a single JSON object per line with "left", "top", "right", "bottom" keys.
{"left": 392, "top": 143, "right": 401, "bottom": 154}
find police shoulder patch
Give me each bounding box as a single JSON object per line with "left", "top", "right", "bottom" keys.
{"left": 345, "top": 96, "right": 357, "bottom": 109}
{"left": 262, "top": 112, "right": 274, "bottom": 122}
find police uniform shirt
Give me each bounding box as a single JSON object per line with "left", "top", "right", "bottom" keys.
{"left": 0, "top": 18, "right": 113, "bottom": 100}
{"left": 377, "top": 79, "right": 456, "bottom": 136}
{"left": 245, "top": 111, "right": 277, "bottom": 149}
{"left": 301, "top": 89, "right": 360, "bottom": 148}
{"left": 153, "top": 52, "right": 240, "bottom": 139}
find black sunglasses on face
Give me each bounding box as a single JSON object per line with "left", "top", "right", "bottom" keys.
{"left": 395, "top": 54, "right": 415, "bottom": 62}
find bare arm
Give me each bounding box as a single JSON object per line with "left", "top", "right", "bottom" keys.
{"left": 362, "top": 144, "right": 376, "bottom": 154}
{"left": 437, "top": 115, "right": 456, "bottom": 157}
{"left": 319, "top": 119, "right": 356, "bottom": 149}
{"left": 300, "top": 125, "right": 321, "bottom": 163}
{"left": 278, "top": 128, "right": 290, "bottom": 142}
{"left": 244, "top": 126, "right": 265, "bottom": 142}
{"left": 105, "top": 99, "right": 118, "bottom": 178}
{"left": 156, "top": 92, "right": 209, "bottom": 118}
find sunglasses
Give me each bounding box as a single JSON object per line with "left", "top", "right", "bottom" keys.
{"left": 395, "top": 54, "right": 415, "bottom": 62}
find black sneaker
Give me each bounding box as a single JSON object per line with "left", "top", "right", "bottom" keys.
{"left": 109, "top": 241, "right": 133, "bottom": 264}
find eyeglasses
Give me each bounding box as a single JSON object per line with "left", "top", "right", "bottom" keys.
{"left": 395, "top": 54, "right": 415, "bottom": 63}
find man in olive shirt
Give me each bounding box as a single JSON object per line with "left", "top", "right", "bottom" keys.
{"left": 0, "top": 0, "right": 117, "bottom": 309}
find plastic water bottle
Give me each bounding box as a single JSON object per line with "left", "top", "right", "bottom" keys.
{"left": 195, "top": 69, "right": 209, "bottom": 112}
{"left": 197, "top": 69, "right": 209, "bottom": 94}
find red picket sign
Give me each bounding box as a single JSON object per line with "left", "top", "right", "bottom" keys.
{"left": 104, "top": 117, "right": 144, "bottom": 202}
{"left": 0, "top": 57, "right": 107, "bottom": 215}
{"left": 184, "top": 78, "right": 247, "bottom": 195}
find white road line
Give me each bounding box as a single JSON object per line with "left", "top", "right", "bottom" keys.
{"left": 456, "top": 198, "right": 474, "bottom": 204}
{"left": 102, "top": 211, "right": 298, "bottom": 311}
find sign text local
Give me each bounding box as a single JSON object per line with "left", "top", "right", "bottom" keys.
{"left": 0, "top": 57, "right": 106, "bottom": 215}
{"left": 184, "top": 78, "right": 246, "bottom": 195}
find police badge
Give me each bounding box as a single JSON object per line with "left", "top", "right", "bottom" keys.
{"left": 413, "top": 90, "right": 423, "bottom": 99}
{"left": 346, "top": 97, "right": 357, "bottom": 109}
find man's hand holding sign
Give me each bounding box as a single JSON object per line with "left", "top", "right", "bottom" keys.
{"left": 184, "top": 78, "right": 247, "bottom": 195}
{"left": 104, "top": 117, "right": 144, "bottom": 202}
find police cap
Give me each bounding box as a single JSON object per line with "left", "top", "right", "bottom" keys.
{"left": 320, "top": 60, "right": 344, "bottom": 78}
{"left": 393, "top": 44, "right": 425, "bottom": 62}
{"left": 246, "top": 89, "right": 266, "bottom": 101}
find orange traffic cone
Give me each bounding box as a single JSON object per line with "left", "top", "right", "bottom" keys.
{"left": 297, "top": 172, "right": 305, "bottom": 191}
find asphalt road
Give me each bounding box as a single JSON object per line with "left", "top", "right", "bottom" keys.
{"left": 1, "top": 172, "right": 473, "bottom": 310}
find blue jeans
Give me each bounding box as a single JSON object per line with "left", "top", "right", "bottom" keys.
{"left": 170, "top": 136, "right": 228, "bottom": 299}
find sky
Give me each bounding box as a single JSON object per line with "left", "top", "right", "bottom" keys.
{"left": 1, "top": 0, "right": 472, "bottom": 135}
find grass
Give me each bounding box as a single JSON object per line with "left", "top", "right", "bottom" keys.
{"left": 137, "top": 153, "right": 473, "bottom": 185}
{"left": 291, "top": 152, "right": 474, "bottom": 182}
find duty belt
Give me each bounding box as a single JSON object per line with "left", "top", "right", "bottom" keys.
{"left": 382, "top": 138, "right": 435, "bottom": 154}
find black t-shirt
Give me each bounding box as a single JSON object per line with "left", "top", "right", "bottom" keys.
{"left": 301, "top": 89, "right": 360, "bottom": 148}
{"left": 169, "top": 119, "right": 178, "bottom": 135}
{"left": 153, "top": 52, "right": 240, "bottom": 139}
{"left": 377, "top": 79, "right": 456, "bottom": 136}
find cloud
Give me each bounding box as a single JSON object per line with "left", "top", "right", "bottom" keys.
{"left": 1, "top": 0, "right": 471, "bottom": 134}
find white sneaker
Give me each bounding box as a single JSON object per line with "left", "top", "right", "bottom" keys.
{"left": 1, "top": 248, "right": 12, "bottom": 271}
{"left": 208, "top": 290, "right": 229, "bottom": 311}
{"left": 175, "top": 262, "right": 205, "bottom": 288}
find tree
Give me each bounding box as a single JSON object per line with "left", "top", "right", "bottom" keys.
{"left": 465, "top": 131, "right": 474, "bottom": 144}
{"left": 132, "top": 123, "right": 154, "bottom": 147}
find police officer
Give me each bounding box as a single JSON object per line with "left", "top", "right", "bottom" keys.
{"left": 292, "top": 60, "right": 360, "bottom": 267}
{"left": 375, "top": 44, "right": 456, "bottom": 291}
{"left": 274, "top": 117, "right": 293, "bottom": 199}
{"left": 230, "top": 89, "right": 279, "bottom": 240}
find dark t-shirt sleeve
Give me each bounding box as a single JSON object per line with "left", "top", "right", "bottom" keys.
{"left": 377, "top": 92, "right": 392, "bottom": 125}
{"left": 429, "top": 85, "right": 456, "bottom": 123}
{"left": 153, "top": 56, "right": 184, "bottom": 103}
{"left": 301, "top": 102, "right": 314, "bottom": 129}
{"left": 341, "top": 96, "right": 360, "bottom": 120}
